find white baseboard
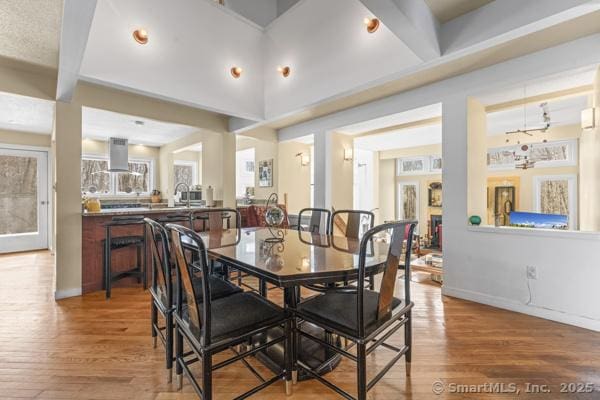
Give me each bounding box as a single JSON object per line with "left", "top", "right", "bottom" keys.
{"left": 54, "top": 287, "right": 82, "bottom": 300}
{"left": 442, "top": 286, "right": 600, "bottom": 332}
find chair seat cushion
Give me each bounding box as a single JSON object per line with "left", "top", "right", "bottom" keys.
{"left": 297, "top": 289, "right": 407, "bottom": 337}
{"left": 194, "top": 275, "right": 242, "bottom": 301}
{"left": 201, "top": 292, "right": 286, "bottom": 343}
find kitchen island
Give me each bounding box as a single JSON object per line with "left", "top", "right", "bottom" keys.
{"left": 81, "top": 206, "right": 207, "bottom": 294}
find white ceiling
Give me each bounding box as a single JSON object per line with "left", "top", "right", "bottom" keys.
{"left": 82, "top": 107, "right": 199, "bottom": 146}
{"left": 0, "top": 91, "right": 55, "bottom": 134}
{"left": 487, "top": 95, "right": 589, "bottom": 136}
{"left": 424, "top": 0, "right": 493, "bottom": 23}
{"left": 336, "top": 103, "right": 441, "bottom": 135}
{"left": 0, "top": 0, "right": 63, "bottom": 68}
{"left": 80, "top": 0, "right": 265, "bottom": 120}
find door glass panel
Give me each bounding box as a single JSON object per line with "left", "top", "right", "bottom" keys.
{"left": 0, "top": 155, "right": 37, "bottom": 235}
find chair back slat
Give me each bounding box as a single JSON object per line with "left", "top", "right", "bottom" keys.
{"left": 356, "top": 219, "right": 417, "bottom": 337}
{"left": 376, "top": 225, "right": 404, "bottom": 319}
{"left": 298, "top": 208, "right": 331, "bottom": 235}
{"left": 168, "top": 224, "right": 212, "bottom": 342}
{"left": 331, "top": 209, "right": 374, "bottom": 239}
{"left": 144, "top": 218, "right": 171, "bottom": 305}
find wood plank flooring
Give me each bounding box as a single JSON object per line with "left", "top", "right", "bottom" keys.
{"left": 1, "top": 251, "right": 599, "bottom": 399}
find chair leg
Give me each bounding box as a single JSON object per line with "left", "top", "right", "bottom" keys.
{"left": 202, "top": 352, "right": 213, "bottom": 400}
{"left": 142, "top": 238, "right": 147, "bottom": 289}
{"left": 166, "top": 312, "right": 174, "bottom": 383}
{"left": 368, "top": 275, "right": 375, "bottom": 290}
{"left": 105, "top": 242, "right": 112, "bottom": 299}
{"left": 284, "top": 319, "right": 293, "bottom": 396}
{"left": 357, "top": 342, "right": 367, "bottom": 400}
{"left": 136, "top": 245, "right": 142, "bottom": 284}
{"left": 405, "top": 311, "right": 412, "bottom": 377}
{"left": 175, "top": 322, "right": 183, "bottom": 389}
{"left": 151, "top": 302, "right": 158, "bottom": 348}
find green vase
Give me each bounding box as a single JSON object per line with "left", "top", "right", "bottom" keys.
{"left": 469, "top": 215, "right": 482, "bottom": 226}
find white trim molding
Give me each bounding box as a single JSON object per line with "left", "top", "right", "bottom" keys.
{"left": 443, "top": 286, "right": 600, "bottom": 332}
{"left": 54, "top": 287, "right": 82, "bottom": 300}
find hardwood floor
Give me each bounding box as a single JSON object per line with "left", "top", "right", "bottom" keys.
{"left": 1, "top": 251, "right": 599, "bottom": 399}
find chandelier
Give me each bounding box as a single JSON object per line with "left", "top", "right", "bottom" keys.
{"left": 504, "top": 85, "right": 552, "bottom": 169}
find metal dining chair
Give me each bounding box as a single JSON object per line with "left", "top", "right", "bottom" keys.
{"left": 293, "top": 220, "right": 418, "bottom": 400}
{"left": 167, "top": 224, "right": 293, "bottom": 399}
{"left": 295, "top": 207, "right": 331, "bottom": 235}
{"left": 102, "top": 215, "right": 147, "bottom": 299}
{"left": 145, "top": 217, "right": 241, "bottom": 383}
{"left": 190, "top": 208, "right": 240, "bottom": 280}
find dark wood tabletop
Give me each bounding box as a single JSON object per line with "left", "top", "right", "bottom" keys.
{"left": 187, "top": 227, "right": 390, "bottom": 287}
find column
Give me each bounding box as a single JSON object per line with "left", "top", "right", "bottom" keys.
{"left": 313, "top": 130, "right": 332, "bottom": 209}
{"left": 579, "top": 66, "right": 600, "bottom": 231}
{"left": 54, "top": 101, "right": 83, "bottom": 298}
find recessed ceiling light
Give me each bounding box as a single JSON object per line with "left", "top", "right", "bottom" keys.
{"left": 230, "top": 66, "right": 243, "bottom": 78}
{"left": 363, "top": 17, "right": 379, "bottom": 33}
{"left": 134, "top": 120, "right": 145, "bottom": 126}
{"left": 133, "top": 28, "right": 148, "bottom": 44}
{"left": 277, "top": 66, "right": 291, "bottom": 78}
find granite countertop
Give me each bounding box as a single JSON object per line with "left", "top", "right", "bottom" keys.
{"left": 82, "top": 206, "right": 209, "bottom": 217}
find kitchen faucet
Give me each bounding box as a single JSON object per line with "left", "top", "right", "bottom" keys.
{"left": 174, "top": 182, "right": 191, "bottom": 208}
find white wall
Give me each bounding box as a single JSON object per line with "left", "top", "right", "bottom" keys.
{"left": 284, "top": 34, "right": 600, "bottom": 331}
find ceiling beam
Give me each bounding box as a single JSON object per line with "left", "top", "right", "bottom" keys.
{"left": 358, "top": 0, "right": 440, "bottom": 61}
{"left": 485, "top": 85, "right": 593, "bottom": 113}
{"left": 56, "top": 0, "right": 97, "bottom": 102}
{"left": 352, "top": 116, "right": 441, "bottom": 138}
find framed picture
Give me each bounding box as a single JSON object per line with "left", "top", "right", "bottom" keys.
{"left": 430, "top": 156, "right": 442, "bottom": 172}
{"left": 487, "top": 139, "right": 576, "bottom": 170}
{"left": 258, "top": 159, "right": 273, "bottom": 187}
{"left": 397, "top": 181, "right": 419, "bottom": 221}
{"left": 397, "top": 157, "right": 426, "bottom": 175}
{"left": 428, "top": 182, "right": 442, "bottom": 207}
{"left": 533, "top": 174, "right": 577, "bottom": 230}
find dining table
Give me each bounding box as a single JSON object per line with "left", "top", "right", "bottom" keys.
{"left": 185, "top": 226, "right": 392, "bottom": 381}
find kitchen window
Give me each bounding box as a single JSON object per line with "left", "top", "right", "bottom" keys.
{"left": 81, "top": 156, "right": 153, "bottom": 196}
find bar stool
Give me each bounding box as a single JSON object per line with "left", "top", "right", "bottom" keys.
{"left": 103, "top": 215, "right": 147, "bottom": 299}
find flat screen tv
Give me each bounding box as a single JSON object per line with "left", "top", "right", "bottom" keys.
{"left": 509, "top": 211, "right": 568, "bottom": 230}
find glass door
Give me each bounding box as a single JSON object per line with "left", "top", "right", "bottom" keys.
{"left": 0, "top": 148, "right": 49, "bottom": 253}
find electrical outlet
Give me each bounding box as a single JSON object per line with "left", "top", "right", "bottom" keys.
{"left": 526, "top": 265, "right": 537, "bottom": 280}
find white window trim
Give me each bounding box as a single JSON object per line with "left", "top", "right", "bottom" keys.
{"left": 487, "top": 139, "right": 577, "bottom": 171}
{"left": 82, "top": 154, "right": 154, "bottom": 197}
{"left": 173, "top": 160, "right": 198, "bottom": 186}
{"left": 397, "top": 181, "right": 420, "bottom": 222}
{"left": 533, "top": 174, "right": 577, "bottom": 230}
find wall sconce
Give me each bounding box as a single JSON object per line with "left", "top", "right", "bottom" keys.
{"left": 277, "top": 66, "right": 291, "bottom": 78}
{"left": 132, "top": 28, "right": 148, "bottom": 44}
{"left": 230, "top": 66, "right": 243, "bottom": 78}
{"left": 363, "top": 17, "right": 380, "bottom": 33}
{"left": 296, "top": 152, "right": 310, "bottom": 166}
{"left": 581, "top": 108, "right": 597, "bottom": 129}
{"left": 344, "top": 148, "right": 353, "bottom": 161}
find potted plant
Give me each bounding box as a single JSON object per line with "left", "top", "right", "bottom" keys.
{"left": 151, "top": 189, "right": 161, "bottom": 204}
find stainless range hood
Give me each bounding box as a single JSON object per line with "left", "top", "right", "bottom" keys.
{"left": 108, "top": 137, "right": 129, "bottom": 172}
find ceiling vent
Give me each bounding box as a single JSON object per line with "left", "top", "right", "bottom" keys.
{"left": 108, "top": 137, "right": 129, "bottom": 172}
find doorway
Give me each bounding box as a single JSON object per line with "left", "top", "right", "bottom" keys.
{"left": 0, "top": 147, "right": 49, "bottom": 253}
